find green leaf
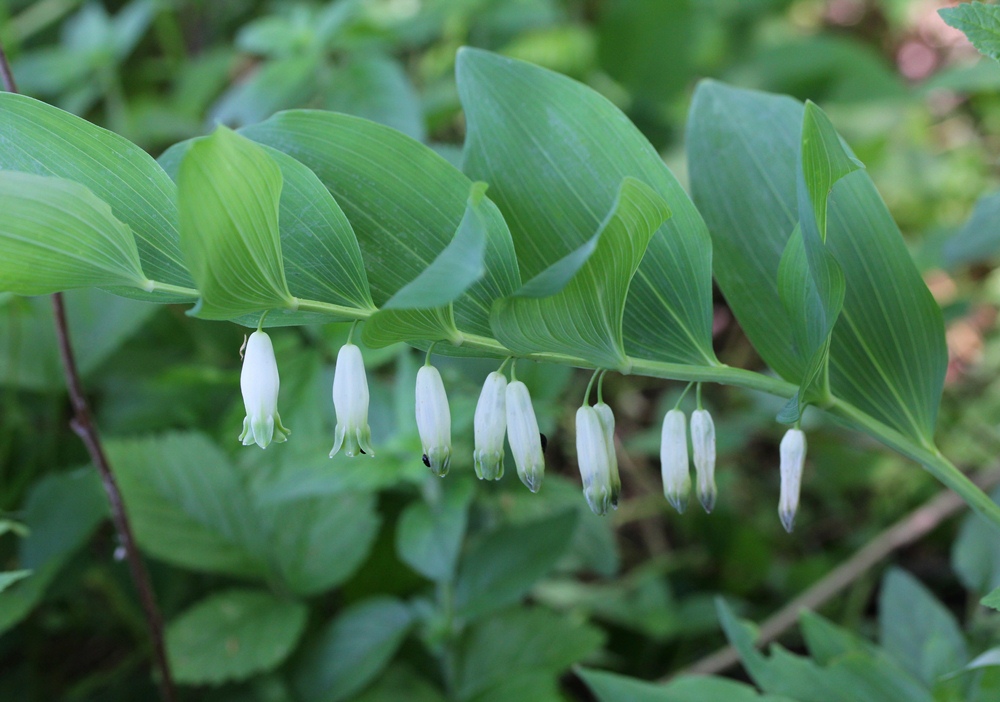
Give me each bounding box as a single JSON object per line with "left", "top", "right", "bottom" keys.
{"left": 578, "top": 668, "right": 797, "bottom": 702}
{"left": 107, "top": 433, "right": 269, "bottom": 578}
{"left": 396, "top": 480, "right": 472, "bottom": 582}
{"left": 166, "top": 588, "right": 308, "bottom": 685}
{"left": 0, "top": 93, "right": 193, "bottom": 300}
{"left": 457, "top": 608, "right": 604, "bottom": 700}
{"left": 940, "top": 3, "right": 1000, "bottom": 63}
{"left": 454, "top": 510, "right": 577, "bottom": 618}
{"left": 491, "top": 177, "right": 670, "bottom": 370}
{"left": 362, "top": 182, "right": 494, "bottom": 348}
{"left": 716, "top": 599, "right": 934, "bottom": 702}
{"left": 0, "top": 172, "right": 150, "bottom": 294}
{"left": 178, "top": 126, "right": 295, "bottom": 319}
{"left": 879, "top": 568, "right": 968, "bottom": 685}
{"left": 982, "top": 587, "right": 1000, "bottom": 611}
{"left": 351, "top": 665, "right": 445, "bottom": 702}
{"left": 688, "top": 80, "right": 946, "bottom": 443}
{"left": 457, "top": 47, "right": 716, "bottom": 366}
{"left": 0, "top": 571, "right": 31, "bottom": 594}
{"left": 211, "top": 56, "right": 318, "bottom": 126}
{"left": 294, "top": 597, "right": 413, "bottom": 702}
{"left": 943, "top": 191, "right": 1000, "bottom": 268}
{"left": 952, "top": 487, "right": 1000, "bottom": 594}
{"left": 242, "top": 111, "right": 521, "bottom": 349}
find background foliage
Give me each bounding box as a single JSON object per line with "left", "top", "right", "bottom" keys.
{"left": 4, "top": 0, "right": 1000, "bottom": 700}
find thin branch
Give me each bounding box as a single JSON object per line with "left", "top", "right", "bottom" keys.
{"left": 672, "top": 467, "right": 1000, "bottom": 679}
{"left": 0, "top": 44, "right": 177, "bottom": 702}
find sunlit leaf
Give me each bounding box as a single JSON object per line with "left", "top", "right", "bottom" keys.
{"left": 940, "top": 2, "right": 1000, "bottom": 63}
{"left": 0, "top": 172, "right": 150, "bottom": 294}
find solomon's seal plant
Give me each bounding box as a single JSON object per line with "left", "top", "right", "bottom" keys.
{"left": 0, "top": 47, "right": 996, "bottom": 532}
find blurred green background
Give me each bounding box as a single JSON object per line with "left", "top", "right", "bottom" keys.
{"left": 3, "top": 0, "right": 1000, "bottom": 700}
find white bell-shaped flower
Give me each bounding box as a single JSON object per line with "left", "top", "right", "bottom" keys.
{"left": 779, "top": 428, "right": 807, "bottom": 533}
{"left": 660, "top": 409, "right": 690, "bottom": 513}
{"left": 593, "top": 402, "right": 622, "bottom": 509}
{"left": 330, "top": 342, "right": 374, "bottom": 458}
{"left": 506, "top": 380, "right": 545, "bottom": 492}
{"left": 474, "top": 371, "right": 507, "bottom": 480}
{"left": 416, "top": 364, "right": 451, "bottom": 477}
{"left": 577, "top": 406, "right": 617, "bottom": 516}
{"left": 239, "top": 330, "right": 290, "bottom": 449}
{"left": 690, "top": 409, "right": 717, "bottom": 513}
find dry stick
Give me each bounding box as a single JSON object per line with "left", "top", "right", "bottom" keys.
{"left": 0, "top": 45, "right": 178, "bottom": 702}
{"left": 672, "top": 467, "right": 1000, "bottom": 680}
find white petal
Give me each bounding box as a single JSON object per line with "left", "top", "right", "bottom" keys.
{"left": 690, "top": 409, "right": 717, "bottom": 513}
{"left": 506, "top": 380, "right": 544, "bottom": 492}
{"left": 416, "top": 365, "right": 451, "bottom": 476}
{"left": 330, "top": 343, "right": 374, "bottom": 457}
{"left": 592, "top": 402, "right": 621, "bottom": 508}
{"left": 474, "top": 371, "right": 507, "bottom": 480}
{"left": 779, "top": 429, "right": 807, "bottom": 532}
{"left": 660, "top": 409, "right": 690, "bottom": 513}
{"left": 239, "top": 331, "right": 288, "bottom": 449}
{"left": 577, "top": 406, "right": 614, "bottom": 516}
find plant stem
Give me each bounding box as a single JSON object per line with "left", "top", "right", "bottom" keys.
{"left": 51, "top": 294, "right": 177, "bottom": 702}
{"left": 0, "top": 45, "right": 177, "bottom": 702}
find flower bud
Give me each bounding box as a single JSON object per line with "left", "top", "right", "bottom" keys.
{"left": 690, "top": 409, "right": 717, "bottom": 513}
{"left": 592, "top": 402, "right": 621, "bottom": 509}
{"left": 779, "top": 428, "right": 807, "bottom": 533}
{"left": 474, "top": 371, "right": 507, "bottom": 480}
{"left": 239, "top": 330, "right": 290, "bottom": 449}
{"left": 506, "top": 380, "right": 545, "bottom": 492}
{"left": 577, "top": 406, "right": 616, "bottom": 516}
{"left": 330, "top": 342, "right": 374, "bottom": 458}
{"left": 416, "top": 365, "right": 451, "bottom": 477}
{"left": 660, "top": 409, "right": 690, "bottom": 513}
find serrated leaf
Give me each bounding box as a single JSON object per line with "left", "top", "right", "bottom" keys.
{"left": 940, "top": 3, "right": 1000, "bottom": 63}
{"left": 688, "top": 80, "right": 946, "bottom": 443}
{"left": 457, "top": 47, "right": 716, "bottom": 366}
{"left": 0, "top": 172, "right": 150, "bottom": 294}
{"left": 0, "top": 93, "right": 193, "bottom": 300}
{"left": 178, "top": 126, "right": 295, "bottom": 319}
{"left": 166, "top": 588, "right": 308, "bottom": 685}
{"left": 294, "top": 598, "right": 413, "bottom": 702}
{"left": 491, "top": 177, "right": 670, "bottom": 370}
{"left": 242, "top": 111, "right": 521, "bottom": 350}
{"left": 454, "top": 510, "right": 577, "bottom": 618}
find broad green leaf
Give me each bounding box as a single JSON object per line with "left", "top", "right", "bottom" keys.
{"left": 396, "top": 479, "right": 472, "bottom": 582}
{"left": 0, "top": 289, "right": 158, "bottom": 390}
{"left": 166, "top": 589, "right": 308, "bottom": 685}
{"left": 879, "top": 568, "right": 968, "bottom": 685}
{"left": 159, "top": 141, "right": 375, "bottom": 327}
{"left": 688, "top": 81, "right": 946, "bottom": 443}
{"left": 457, "top": 48, "right": 716, "bottom": 366}
{"left": 0, "top": 469, "right": 107, "bottom": 635}
{"left": 352, "top": 665, "right": 445, "bottom": 702}
{"left": 799, "top": 611, "right": 878, "bottom": 666}
{"left": 0, "top": 172, "right": 150, "bottom": 294}
{"left": 178, "top": 127, "right": 295, "bottom": 320}
{"left": 0, "top": 93, "right": 193, "bottom": 299}
{"left": 362, "top": 183, "right": 493, "bottom": 348}
{"left": 211, "top": 56, "right": 318, "bottom": 126}
{"left": 454, "top": 510, "right": 577, "bottom": 618}
{"left": 716, "top": 599, "right": 934, "bottom": 702}
{"left": 106, "top": 433, "right": 270, "bottom": 578}
{"left": 943, "top": 191, "right": 1000, "bottom": 267}
{"left": 940, "top": 3, "right": 1000, "bottom": 62}
{"left": 491, "top": 177, "right": 670, "bottom": 370}
{"left": 294, "top": 598, "right": 413, "bottom": 702}
{"left": 578, "top": 668, "right": 797, "bottom": 702}
{"left": 457, "top": 608, "right": 604, "bottom": 700}
{"left": 242, "top": 111, "right": 521, "bottom": 350}
{"left": 326, "top": 53, "right": 427, "bottom": 142}
{"left": 0, "top": 572, "right": 31, "bottom": 594}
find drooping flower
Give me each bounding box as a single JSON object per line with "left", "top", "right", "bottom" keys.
{"left": 239, "top": 330, "right": 290, "bottom": 449}
{"left": 506, "top": 380, "right": 545, "bottom": 492}
{"left": 660, "top": 409, "right": 690, "bottom": 513}
{"left": 474, "top": 371, "right": 507, "bottom": 480}
{"left": 577, "top": 406, "right": 617, "bottom": 516}
{"left": 690, "top": 409, "right": 717, "bottom": 513}
{"left": 330, "top": 342, "right": 374, "bottom": 458}
{"left": 592, "top": 402, "right": 622, "bottom": 509}
{"left": 779, "top": 428, "right": 807, "bottom": 533}
{"left": 416, "top": 364, "right": 451, "bottom": 477}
